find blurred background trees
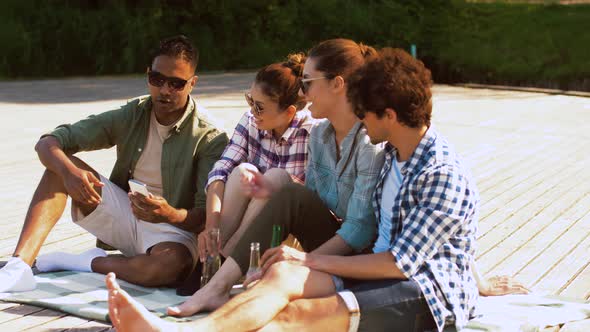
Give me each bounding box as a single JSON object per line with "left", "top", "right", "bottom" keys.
{"left": 1, "top": 0, "right": 588, "bottom": 91}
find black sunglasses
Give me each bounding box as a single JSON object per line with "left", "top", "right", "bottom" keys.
{"left": 147, "top": 70, "right": 190, "bottom": 91}
{"left": 299, "top": 75, "right": 334, "bottom": 94}
{"left": 245, "top": 92, "right": 264, "bottom": 116}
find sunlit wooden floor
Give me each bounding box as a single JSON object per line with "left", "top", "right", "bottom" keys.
{"left": 0, "top": 74, "right": 589, "bottom": 331}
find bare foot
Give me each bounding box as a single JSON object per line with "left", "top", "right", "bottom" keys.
{"left": 106, "top": 273, "right": 174, "bottom": 332}
{"left": 167, "top": 283, "right": 231, "bottom": 317}
{"left": 479, "top": 275, "right": 530, "bottom": 297}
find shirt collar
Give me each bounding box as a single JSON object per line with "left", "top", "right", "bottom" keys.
{"left": 259, "top": 110, "right": 312, "bottom": 143}
{"left": 321, "top": 120, "right": 363, "bottom": 146}
{"left": 146, "top": 96, "right": 197, "bottom": 135}
{"left": 395, "top": 125, "right": 438, "bottom": 176}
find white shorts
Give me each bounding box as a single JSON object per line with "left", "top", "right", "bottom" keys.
{"left": 72, "top": 175, "right": 198, "bottom": 265}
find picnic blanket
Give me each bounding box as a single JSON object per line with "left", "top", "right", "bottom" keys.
{"left": 0, "top": 271, "right": 209, "bottom": 323}
{"left": 1, "top": 271, "right": 589, "bottom": 330}
{"left": 454, "top": 294, "right": 590, "bottom": 332}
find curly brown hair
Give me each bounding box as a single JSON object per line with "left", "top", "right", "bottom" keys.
{"left": 347, "top": 48, "right": 433, "bottom": 128}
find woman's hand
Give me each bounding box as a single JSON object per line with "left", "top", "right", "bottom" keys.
{"left": 240, "top": 168, "right": 274, "bottom": 199}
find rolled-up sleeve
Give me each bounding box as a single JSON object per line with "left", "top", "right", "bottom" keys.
{"left": 391, "top": 166, "right": 477, "bottom": 277}
{"left": 195, "top": 130, "right": 229, "bottom": 208}
{"left": 45, "top": 104, "right": 131, "bottom": 155}
{"left": 206, "top": 112, "right": 250, "bottom": 189}
{"left": 336, "top": 142, "right": 384, "bottom": 251}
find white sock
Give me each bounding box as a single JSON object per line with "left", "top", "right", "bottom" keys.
{"left": 35, "top": 248, "right": 107, "bottom": 273}
{"left": 0, "top": 257, "right": 36, "bottom": 292}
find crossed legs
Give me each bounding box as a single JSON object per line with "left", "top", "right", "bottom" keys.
{"left": 107, "top": 262, "right": 350, "bottom": 332}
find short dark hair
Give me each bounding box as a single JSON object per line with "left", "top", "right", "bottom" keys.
{"left": 150, "top": 35, "right": 198, "bottom": 71}
{"left": 255, "top": 53, "right": 307, "bottom": 111}
{"left": 347, "top": 48, "right": 433, "bottom": 128}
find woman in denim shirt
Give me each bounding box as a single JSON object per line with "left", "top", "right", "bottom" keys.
{"left": 164, "top": 38, "right": 385, "bottom": 317}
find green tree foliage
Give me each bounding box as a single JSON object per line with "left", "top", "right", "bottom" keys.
{"left": 0, "top": 0, "right": 588, "bottom": 90}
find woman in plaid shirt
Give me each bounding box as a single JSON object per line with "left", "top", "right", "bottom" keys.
{"left": 193, "top": 53, "right": 316, "bottom": 279}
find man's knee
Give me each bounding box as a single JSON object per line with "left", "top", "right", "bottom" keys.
{"left": 265, "top": 261, "right": 295, "bottom": 282}
{"left": 264, "top": 261, "right": 310, "bottom": 290}
{"left": 140, "top": 244, "right": 193, "bottom": 286}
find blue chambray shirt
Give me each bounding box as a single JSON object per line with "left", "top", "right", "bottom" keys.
{"left": 305, "top": 120, "right": 384, "bottom": 251}
{"left": 374, "top": 126, "right": 480, "bottom": 331}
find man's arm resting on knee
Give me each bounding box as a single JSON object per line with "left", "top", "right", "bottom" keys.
{"left": 36, "top": 136, "right": 79, "bottom": 179}
{"left": 307, "top": 251, "right": 407, "bottom": 280}
{"left": 35, "top": 136, "right": 103, "bottom": 205}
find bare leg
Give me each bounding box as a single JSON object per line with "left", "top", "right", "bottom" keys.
{"left": 106, "top": 273, "right": 183, "bottom": 332}
{"left": 256, "top": 296, "right": 350, "bottom": 332}
{"left": 167, "top": 257, "right": 243, "bottom": 316}
{"left": 14, "top": 157, "right": 100, "bottom": 266}
{"left": 222, "top": 168, "right": 292, "bottom": 256}
{"left": 93, "top": 242, "right": 192, "bottom": 287}
{"left": 195, "top": 262, "right": 337, "bottom": 331}
{"left": 110, "top": 262, "right": 339, "bottom": 332}
{"left": 217, "top": 163, "right": 257, "bottom": 248}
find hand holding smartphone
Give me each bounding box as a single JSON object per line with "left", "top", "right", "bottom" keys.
{"left": 128, "top": 179, "right": 150, "bottom": 196}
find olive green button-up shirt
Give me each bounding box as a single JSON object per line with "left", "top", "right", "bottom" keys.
{"left": 47, "top": 95, "right": 229, "bottom": 211}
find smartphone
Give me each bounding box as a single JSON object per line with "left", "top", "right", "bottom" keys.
{"left": 128, "top": 179, "right": 150, "bottom": 196}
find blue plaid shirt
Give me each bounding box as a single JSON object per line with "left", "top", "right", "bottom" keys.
{"left": 374, "top": 127, "right": 479, "bottom": 331}
{"left": 306, "top": 120, "right": 384, "bottom": 251}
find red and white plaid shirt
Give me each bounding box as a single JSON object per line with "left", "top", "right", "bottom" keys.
{"left": 207, "top": 110, "right": 316, "bottom": 188}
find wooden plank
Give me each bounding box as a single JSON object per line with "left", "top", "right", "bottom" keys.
{"left": 477, "top": 163, "right": 590, "bottom": 263}
{"left": 0, "top": 304, "right": 44, "bottom": 324}
{"left": 514, "top": 212, "right": 590, "bottom": 292}
{"left": 487, "top": 194, "right": 590, "bottom": 279}
{"left": 26, "top": 315, "right": 95, "bottom": 332}
{"left": 559, "top": 261, "right": 590, "bottom": 300}
{"left": 63, "top": 319, "right": 113, "bottom": 332}
{"left": 0, "top": 308, "right": 65, "bottom": 331}
{"left": 477, "top": 150, "right": 582, "bottom": 231}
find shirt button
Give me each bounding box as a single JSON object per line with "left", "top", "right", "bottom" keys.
{"left": 138, "top": 148, "right": 142, "bottom": 152}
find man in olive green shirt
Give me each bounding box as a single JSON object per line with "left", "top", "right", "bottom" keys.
{"left": 0, "top": 35, "right": 228, "bottom": 291}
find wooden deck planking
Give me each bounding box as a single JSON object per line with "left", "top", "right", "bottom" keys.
{"left": 476, "top": 161, "right": 590, "bottom": 263}
{"left": 25, "top": 316, "right": 102, "bottom": 332}
{"left": 528, "top": 214, "right": 590, "bottom": 293}
{"left": 488, "top": 195, "right": 590, "bottom": 279}
{"left": 560, "top": 262, "right": 590, "bottom": 300}
{"left": 0, "top": 308, "right": 66, "bottom": 331}
{"left": 0, "top": 78, "right": 589, "bottom": 330}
